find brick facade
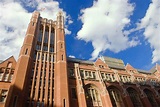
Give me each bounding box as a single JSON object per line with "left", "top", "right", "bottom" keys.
{"left": 0, "top": 11, "right": 160, "bottom": 107}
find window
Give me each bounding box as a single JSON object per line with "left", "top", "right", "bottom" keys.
{"left": 101, "top": 73, "right": 115, "bottom": 82}
{"left": 32, "top": 22, "right": 35, "bottom": 26}
{"left": 7, "top": 62, "right": 12, "bottom": 68}
{"left": 50, "top": 28, "right": 55, "bottom": 45}
{"left": 44, "top": 26, "right": 49, "bottom": 44}
{"left": 101, "top": 73, "right": 105, "bottom": 79}
{"left": 71, "top": 88, "right": 77, "bottom": 99}
{"left": 62, "top": 54, "right": 63, "bottom": 60}
{"left": 0, "top": 90, "right": 8, "bottom": 102}
{"left": 61, "top": 43, "right": 63, "bottom": 48}
{"left": 127, "top": 88, "right": 143, "bottom": 107}
{"left": 80, "top": 70, "right": 84, "bottom": 78}
{"left": 13, "top": 96, "right": 18, "bottom": 107}
{"left": 3, "top": 72, "right": 9, "bottom": 82}
{"left": 69, "top": 69, "right": 75, "bottom": 78}
{"left": 25, "top": 48, "right": 28, "bottom": 55}
{"left": 119, "top": 75, "right": 131, "bottom": 83}
{"left": 85, "top": 85, "right": 102, "bottom": 106}
{"left": 0, "top": 72, "right": 4, "bottom": 81}
{"left": 92, "top": 72, "right": 96, "bottom": 79}
{"left": 80, "top": 70, "right": 97, "bottom": 80}
{"left": 99, "top": 65, "right": 104, "bottom": 68}
{"left": 8, "top": 72, "right": 14, "bottom": 82}
{"left": 37, "top": 101, "right": 40, "bottom": 107}
{"left": 144, "top": 89, "right": 159, "bottom": 107}
{"left": 63, "top": 99, "right": 66, "bottom": 107}
{"left": 108, "top": 87, "right": 125, "bottom": 107}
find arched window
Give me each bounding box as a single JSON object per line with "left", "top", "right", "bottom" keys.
{"left": 85, "top": 84, "right": 102, "bottom": 107}
{"left": 144, "top": 89, "right": 159, "bottom": 107}
{"left": 7, "top": 62, "right": 12, "bottom": 68}
{"left": 108, "top": 86, "right": 125, "bottom": 107}
{"left": 127, "top": 88, "right": 143, "bottom": 107}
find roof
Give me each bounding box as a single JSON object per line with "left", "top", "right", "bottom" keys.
{"left": 0, "top": 56, "right": 16, "bottom": 64}
{"left": 67, "top": 57, "right": 93, "bottom": 65}
{"left": 150, "top": 66, "right": 157, "bottom": 73}
{"left": 100, "top": 56, "right": 125, "bottom": 70}
{"left": 137, "top": 69, "right": 151, "bottom": 74}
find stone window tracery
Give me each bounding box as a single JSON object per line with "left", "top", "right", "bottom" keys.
{"left": 85, "top": 85, "right": 102, "bottom": 107}
{"left": 127, "top": 88, "right": 143, "bottom": 107}
{"left": 108, "top": 87, "right": 125, "bottom": 107}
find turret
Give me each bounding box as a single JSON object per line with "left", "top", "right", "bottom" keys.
{"left": 57, "top": 11, "right": 64, "bottom": 29}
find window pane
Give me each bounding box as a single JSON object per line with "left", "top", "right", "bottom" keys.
{"left": 71, "top": 88, "right": 77, "bottom": 99}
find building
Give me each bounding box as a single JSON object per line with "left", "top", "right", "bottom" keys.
{"left": 0, "top": 11, "right": 160, "bottom": 107}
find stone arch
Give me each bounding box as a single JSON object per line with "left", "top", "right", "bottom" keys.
{"left": 143, "top": 88, "right": 159, "bottom": 107}
{"left": 107, "top": 84, "right": 123, "bottom": 92}
{"left": 107, "top": 85, "right": 125, "bottom": 107}
{"left": 126, "top": 87, "right": 143, "bottom": 107}
{"left": 84, "top": 84, "right": 102, "bottom": 107}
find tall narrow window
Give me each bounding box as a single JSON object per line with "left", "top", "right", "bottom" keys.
{"left": 32, "top": 22, "right": 34, "bottom": 26}
{"left": 108, "top": 87, "right": 125, "bottom": 107}
{"left": 63, "top": 99, "right": 66, "bottom": 107}
{"left": 0, "top": 90, "right": 8, "bottom": 103}
{"left": 25, "top": 48, "right": 28, "bottom": 55}
{"left": 3, "top": 72, "right": 9, "bottom": 81}
{"left": 0, "top": 72, "right": 4, "bottom": 81}
{"left": 71, "top": 88, "right": 77, "bottom": 99}
{"left": 144, "top": 89, "right": 159, "bottom": 107}
{"left": 127, "top": 88, "right": 143, "bottom": 107}
{"left": 85, "top": 85, "right": 102, "bottom": 106}
{"left": 38, "top": 25, "right": 43, "bottom": 42}
{"left": 13, "top": 96, "right": 18, "bottom": 107}
{"left": 61, "top": 43, "right": 63, "bottom": 48}
{"left": 80, "top": 70, "right": 84, "bottom": 78}
{"left": 62, "top": 55, "right": 63, "bottom": 60}
{"left": 8, "top": 72, "right": 14, "bottom": 82}
{"left": 69, "top": 69, "right": 75, "bottom": 78}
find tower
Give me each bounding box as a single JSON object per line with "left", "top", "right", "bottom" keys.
{"left": 54, "top": 12, "right": 70, "bottom": 107}
{"left": 8, "top": 11, "right": 70, "bottom": 107}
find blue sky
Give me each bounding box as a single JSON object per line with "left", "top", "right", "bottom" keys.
{"left": 0, "top": 0, "right": 160, "bottom": 71}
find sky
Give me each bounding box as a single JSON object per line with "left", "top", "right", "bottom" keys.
{"left": 0, "top": 0, "right": 160, "bottom": 71}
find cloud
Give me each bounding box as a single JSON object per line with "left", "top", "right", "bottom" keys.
{"left": 0, "top": 2, "right": 31, "bottom": 60}
{"left": 77, "top": 0, "right": 139, "bottom": 60}
{"left": 69, "top": 55, "right": 75, "bottom": 58}
{"left": 0, "top": 0, "right": 71, "bottom": 60}
{"left": 135, "top": 0, "right": 160, "bottom": 63}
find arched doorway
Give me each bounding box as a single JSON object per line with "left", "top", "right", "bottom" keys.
{"left": 108, "top": 86, "right": 125, "bottom": 107}
{"left": 144, "top": 89, "right": 159, "bottom": 107}
{"left": 127, "top": 87, "right": 143, "bottom": 107}
{"left": 85, "top": 84, "right": 102, "bottom": 107}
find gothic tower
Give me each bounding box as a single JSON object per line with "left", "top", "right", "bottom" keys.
{"left": 8, "top": 11, "right": 70, "bottom": 107}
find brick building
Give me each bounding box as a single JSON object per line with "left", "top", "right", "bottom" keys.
{"left": 0, "top": 11, "right": 160, "bottom": 107}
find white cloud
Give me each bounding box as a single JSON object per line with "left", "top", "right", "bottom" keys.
{"left": 69, "top": 55, "right": 75, "bottom": 58}
{"left": 77, "top": 0, "right": 139, "bottom": 60}
{"left": 135, "top": 0, "right": 160, "bottom": 63}
{"left": 0, "top": 2, "right": 31, "bottom": 60}
{"left": 0, "top": 0, "right": 71, "bottom": 60}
